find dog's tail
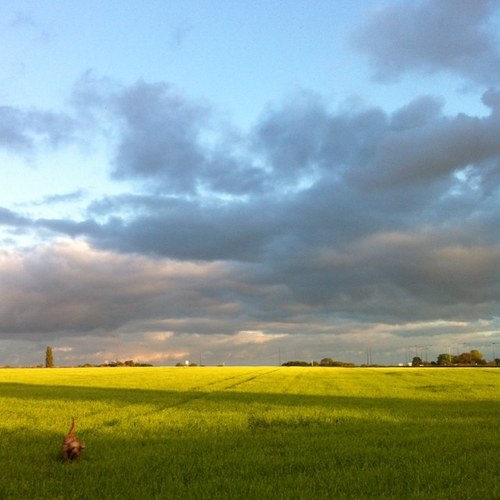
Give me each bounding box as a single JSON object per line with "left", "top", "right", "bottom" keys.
{"left": 67, "top": 416, "right": 76, "bottom": 436}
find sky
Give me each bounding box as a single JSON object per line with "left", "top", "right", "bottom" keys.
{"left": 0, "top": 0, "right": 499, "bottom": 367}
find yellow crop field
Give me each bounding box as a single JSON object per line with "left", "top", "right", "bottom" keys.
{"left": 0, "top": 367, "right": 498, "bottom": 499}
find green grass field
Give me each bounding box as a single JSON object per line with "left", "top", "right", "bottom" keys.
{"left": 0, "top": 367, "right": 498, "bottom": 499}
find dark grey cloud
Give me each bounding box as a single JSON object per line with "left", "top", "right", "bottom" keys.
{"left": 37, "top": 218, "right": 103, "bottom": 239}
{"left": 270, "top": 229, "right": 500, "bottom": 323}
{"left": 0, "top": 241, "right": 270, "bottom": 337}
{"left": 104, "top": 86, "right": 498, "bottom": 324}
{"left": 252, "top": 92, "right": 330, "bottom": 179}
{"left": 352, "top": 109, "right": 500, "bottom": 189}
{"left": 2, "top": 1, "right": 500, "bottom": 366}
{"left": 0, "top": 78, "right": 498, "bottom": 344}
{"left": 252, "top": 88, "right": 500, "bottom": 193}
{"left": 111, "top": 80, "right": 209, "bottom": 192}
{"left": 0, "top": 207, "right": 31, "bottom": 227}
{"left": 72, "top": 76, "right": 498, "bottom": 203}
{"left": 390, "top": 95, "right": 444, "bottom": 130}
{"left": 0, "top": 105, "right": 76, "bottom": 153}
{"left": 352, "top": 0, "right": 500, "bottom": 84}
{"left": 69, "top": 71, "right": 119, "bottom": 112}
{"left": 40, "top": 195, "right": 279, "bottom": 262}
{"left": 69, "top": 76, "right": 267, "bottom": 196}
{"left": 252, "top": 94, "right": 388, "bottom": 185}
{"left": 482, "top": 87, "right": 500, "bottom": 111}
{"left": 31, "top": 190, "right": 88, "bottom": 206}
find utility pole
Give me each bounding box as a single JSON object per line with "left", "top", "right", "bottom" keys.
{"left": 421, "top": 345, "right": 432, "bottom": 364}
{"left": 410, "top": 345, "right": 419, "bottom": 359}
{"left": 461, "top": 343, "right": 470, "bottom": 365}
{"left": 415, "top": 345, "right": 419, "bottom": 358}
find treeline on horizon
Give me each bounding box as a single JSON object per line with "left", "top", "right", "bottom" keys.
{"left": 2, "top": 348, "right": 499, "bottom": 369}
{"left": 0, "top": 359, "right": 154, "bottom": 368}
{"left": 282, "top": 357, "right": 355, "bottom": 367}
{"left": 80, "top": 360, "right": 153, "bottom": 368}
{"left": 283, "top": 350, "right": 500, "bottom": 367}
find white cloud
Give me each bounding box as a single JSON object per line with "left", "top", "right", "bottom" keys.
{"left": 147, "top": 332, "right": 174, "bottom": 342}
{"left": 221, "top": 330, "right": 289, "bottom": 346}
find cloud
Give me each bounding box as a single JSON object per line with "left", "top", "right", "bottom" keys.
{"left": 0, "top": 207, "right": 31, "bottom": 227}
{"left": 111, "top": 80, "right": 210, "bottom": 192}
{"left": 250, "top": 89, "right": 500, "bottom": 193}
{"left": 64, "top": 76, "right": 499, "bottom": 201}
{"left": 38, "top": 195, "right": 277, "bottom": 261}
{"left": 0, "top": 232, "right": 497, "bottom": 366}
{"left": 32, "top": 190, "right": 88, "bottom": 206}
{"left": 52, "top": 346, "right": 72, "bottom": 352}
{"left": 68, "top": 75, "right": 267, "bottom": 197}
{"left": 216, "top": 330, "right": 288, "bottom": 346}
{"left": 0, "top": 240, "right": 233, "bottom": 335}
{"left": 1, "top": 81, "right": 495, "bottom": 330}
{"left": 390, "top": 95, "right": 444, "bottom": 130}
{"left": 252, "top": 91, "right": 330, "bottom": 181}
{"left": 354, "top": 106, "right": 500, "bottom": 188}
{"left": 8, "top": 11, "right": 51, "bottom": 43}
{"left": 1, "top": 73, "right": 499, "bottom": 365}
{"left": 482, "top": 88, "right": 500, "bottom": 111}
{"left": 0, "top": 105, "right": 76, "bottom": 154}
{"left": 352, "top": 0, "right": 500, "bottom": 84}
{"left": 169, "top": 22, "right": 194, "bottom": 49}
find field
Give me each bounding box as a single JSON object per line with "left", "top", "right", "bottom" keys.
{"left": 0, "top": 367, "right": 498, "bottom": 499}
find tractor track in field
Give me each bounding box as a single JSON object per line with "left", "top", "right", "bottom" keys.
{"left": 168, "top": 367, "right": 283, "bottom": 408}
{"left": 123, "top": 367, "right": 284, "bottom": 424}
{"left": 221, "top": 367, "right": 282, "bottom": 390}
{"left": 188, "top": 367, "right": 282, "bottom": 392}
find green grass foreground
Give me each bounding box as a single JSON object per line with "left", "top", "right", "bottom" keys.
{"left": 0, "top": 367, "right": 498, "bottom": 499}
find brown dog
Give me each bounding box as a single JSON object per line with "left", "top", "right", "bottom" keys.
{"left": 61, "top": 417, "right": 85, "bottom": 463}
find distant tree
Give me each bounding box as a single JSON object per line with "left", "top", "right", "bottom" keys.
{"left": 437, "top": 353, "right": 453, "bottom": 366}
{"left": 45, "top": 346, "right": 54, "bottom": 368}
{"left": 282, "top": 360, "right": 310, "bottom": 367}
{"left": 412, "top": 356, "right": 423, "bottom": 367}
{"left": 456, "top": 350, "right": 485, "bottom": 365}
{"left": 318, "top": 357, "right": 355, "bottom": 367}
{"left": 470, "top": 350, "right": 485, "bottom": 365}
{"left": 334, "top": 361, "right": 355, "bottom": 367}
{"left": 319, "top": 357, "right": 335, "bottom": 367}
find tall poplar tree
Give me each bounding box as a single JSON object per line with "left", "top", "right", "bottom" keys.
{"left": 45, "top": 346, "right": 54, "bottom": 368}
